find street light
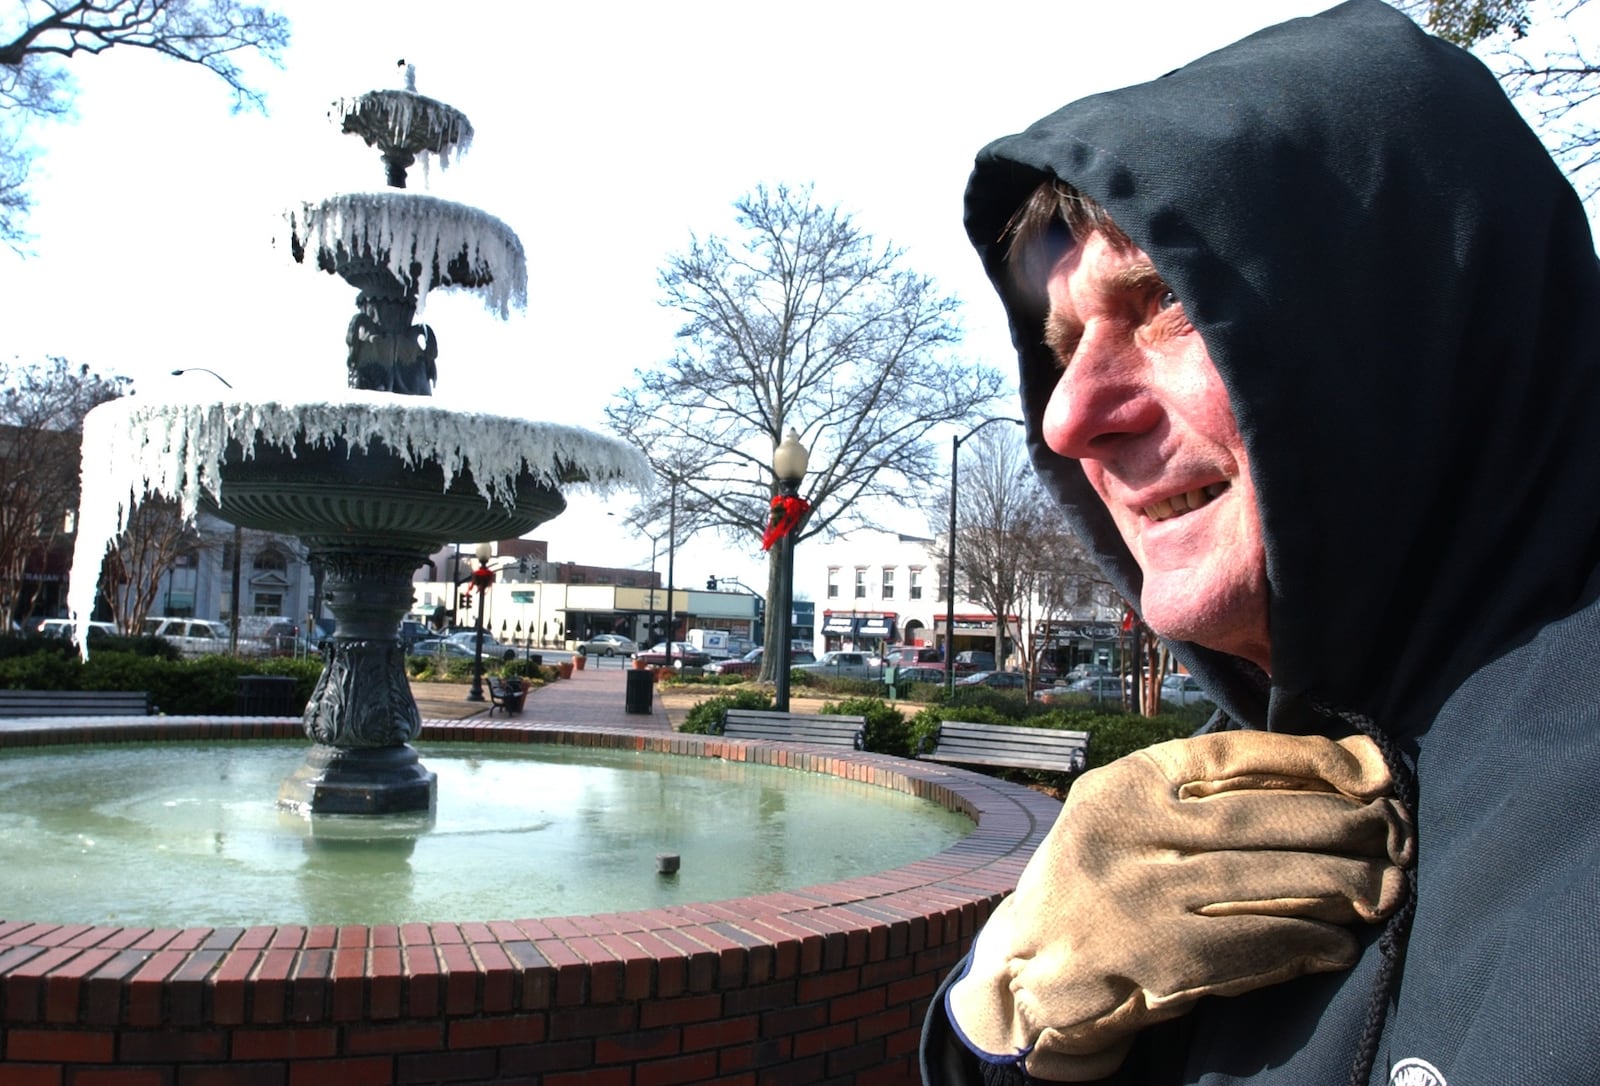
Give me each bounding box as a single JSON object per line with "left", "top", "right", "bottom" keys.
{"left": 771, "top": 429, "right": 811, "bottom": 712}
{"left": 170, "top": 367, "right": 234, "bottom": 388}
{"left": 466, "top": 542, "right": 493, "bottom": 702}
{"left": 945, "top": 417, "right": 1025, "bottom": 698}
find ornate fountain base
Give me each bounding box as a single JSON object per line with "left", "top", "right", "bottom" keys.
{"left": 279, "top": 743, "right": 437, "bottom": 815}
{"left": 203, "top": 434, "right": 569, "bottom": 816}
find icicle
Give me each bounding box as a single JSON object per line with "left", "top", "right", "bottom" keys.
{"left": 66, "top": 393, "right": 650, "bottom": 659}
{"left": 288, "top": 193, "right": 524, "bottom": 317}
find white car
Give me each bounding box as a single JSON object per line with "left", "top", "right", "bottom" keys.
{"left": 796, "top": 651, "right": 883, "bottom": 679}
{"left": 34, "top": 618, "right": 116, "bottom": 640}
{"left": 1160, "top": 673, "right": 1213, "bottom": 707}
{"left": 140, "top": 617, "right": 234, "bottom": 656}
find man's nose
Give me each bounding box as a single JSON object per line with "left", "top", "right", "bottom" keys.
{"left": 1040, "top": 325, "right": 1157, "bottom": 461}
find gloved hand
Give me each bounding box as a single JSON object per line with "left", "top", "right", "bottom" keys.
{"left": 946, "top": 730, "right": 1415, "bottom": 1082}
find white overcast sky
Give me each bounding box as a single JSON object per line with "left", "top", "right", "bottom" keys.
{"left": 2, "top": 0, "right": 1358, "bottom": 587}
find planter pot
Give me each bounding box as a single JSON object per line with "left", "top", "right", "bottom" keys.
{"left": 632, "top": 658, "right": 649, "bottom": 670}
{"left": 556, "top": 662, "right": 574, "bottom": 679}
{"left": 573, "top": 654, "right": 587, "bottom": 671}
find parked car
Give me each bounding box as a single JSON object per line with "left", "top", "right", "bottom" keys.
{"left": 409, "top": 638, "right": 477, "bottom": 659}
{"left": 886, "top": 646, "right": 943, "bottom": 667}
{"left": 632, "top": 642, "right": 712, "bottom": 668}
{"left": 576, "top": 633, "right": 637, "bottom": 657}
{"left": 954, "top": 650, "right": 997, "bottom": 672}
{"left": 887, "top": 664, "right": 949, "bottom": 686}
{"left": 956, "top": 670, "right": 1028, "bottom": 689}
{"left": 1160, "top": 673, "right": 1213, "bottom": 707}
{"left": 1066, "top": 663, "right": 1113, "bottom": 682}
{"left": 1052, "top": 675, "right": 1128, "bottom": 703}
{"left": 444, "top": 630, "right": 518, "bottom": 661}
{"left": 705, "top": 647, "right": 817, "bottom": 676}
{"left": 796, "top": 651, "right": 883, "bottom": 679}
{"left": 140, "top": 617, "right": 232, "bottom": 656}
{"left": 397, "top": 620, "right": 433, "bottom": 651}
{"left": 34, "top": 618, "right": 116, "bottom": 640}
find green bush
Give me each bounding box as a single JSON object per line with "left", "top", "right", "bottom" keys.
{"left": 0, "top": 649, "right": 324, "bottom": 715}
{"left": 819, "top": 696, "right": 912, "bottom": 757}
{"left": 680, "top": 688, "right": 774, "bottom": 734}
{"left": 0, "top": 649, "right": 81, "bottom": 690}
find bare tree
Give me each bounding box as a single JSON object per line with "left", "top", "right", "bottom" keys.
{"left": 0, "top": 355, "right": 128, "bottom": 627}
{"left": 930, "top": 426, "right": 1123, "bottom": 694}
{"left": 98, "top": 496, "right": 204, "bottom": 633}
{"left": 0, "top": 0, "right": 290, "bottom": 246}
{"left": 1400, "top": 0, "right": 1600, "bottom": 207}
{"left": 606, "top": 184, "right": 1006, "bottom": 681}
{"left": 942, "top": 425, "right": 1039, "bottom": 678}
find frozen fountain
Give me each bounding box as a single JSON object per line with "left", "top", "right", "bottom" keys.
{"left": 68, "top": 68, "right": 649, "bottom": 815}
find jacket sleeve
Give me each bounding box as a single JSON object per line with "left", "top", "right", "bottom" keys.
{"left": 921, "top": 952, "right": 1193, "bottom": 1085}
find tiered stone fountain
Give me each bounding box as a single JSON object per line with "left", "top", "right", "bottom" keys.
{"left": 68, "top": 69, "right": 649, "bottom": 815}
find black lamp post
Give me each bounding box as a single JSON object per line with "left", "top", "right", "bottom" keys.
{"left": 772, "top": 429, "right": 811, "bottom": 712}
{"left": 171, "top": 367, "right": 243, "bottom": 652}
{"left": 466, "top": 542, "right": 492, "bottom": 702}
{"left": 945, "top": 417, "right": 1024, "bottom": 699}
{"left": 664, "top": 474, "right": 679, "bottom": 669}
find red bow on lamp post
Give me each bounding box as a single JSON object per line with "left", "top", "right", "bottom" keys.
{"left": 470, "top": 565, "right": 496, "bottom": 589}
{"left": 761, "top": 494, "right": 811, "bottom": 552}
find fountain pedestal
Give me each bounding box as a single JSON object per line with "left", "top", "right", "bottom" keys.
{"left": 209, "top": 438, "right": 568, "bottom": 815}
{"left": 278, "top": 545, "right": 433, "bottom": 814}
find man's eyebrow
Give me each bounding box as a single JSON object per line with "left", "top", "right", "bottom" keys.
{"left": 1041, "top": 260, "right": 1168, "bottom": 363}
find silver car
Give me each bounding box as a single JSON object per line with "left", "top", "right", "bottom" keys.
{"left": 796, "top": 651, "right": 883, "bottom": 679}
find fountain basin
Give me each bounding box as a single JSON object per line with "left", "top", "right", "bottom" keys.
{"left": 0, "top": 718, "right": 1059, "bottom": 1084}
{"left": 204, "top": 434, "right": 568, "bottom": 551}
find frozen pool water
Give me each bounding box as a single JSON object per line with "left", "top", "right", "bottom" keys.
{"left": 0, "top": 740, "right": 973, "bottom": 928}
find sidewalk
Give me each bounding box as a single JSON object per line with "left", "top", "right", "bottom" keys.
{"left": 413, "top": 657, "right": 681, "bottom": 729}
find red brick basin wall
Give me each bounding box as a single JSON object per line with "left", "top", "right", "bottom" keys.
{"left": 0, "top": 719, "right": 1060, "bottom": 1084}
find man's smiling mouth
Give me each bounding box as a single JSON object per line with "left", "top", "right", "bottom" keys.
{"left": 1144, "top": 482, "right": 1229, "bottom": 523}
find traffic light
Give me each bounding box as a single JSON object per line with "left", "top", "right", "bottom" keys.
{"left": 706, "top": 576, "right": 718, "bottom": 590}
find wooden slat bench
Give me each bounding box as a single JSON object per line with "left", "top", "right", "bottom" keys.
{"left": 0, "top": 690, "right": 153, "bottom": 718}
{"left": 718, "top": 709, "right": 867, "bottom": 750}
{"left": 918, "top": 719, "right": 1089, "bottom": 774}
{"left": 487, "top": 678, "right": 526, "bottom": 715}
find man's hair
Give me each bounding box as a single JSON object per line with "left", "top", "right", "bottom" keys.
{"left": 1003, "top": 179, "right": 1132, "bottom": 315}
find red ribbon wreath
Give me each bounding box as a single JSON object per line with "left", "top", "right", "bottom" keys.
{"left": 470, "top": 565, "right": 496, "bottom": 588}
{"left": 761, "top": 494, "right": 811, "bottom": 551}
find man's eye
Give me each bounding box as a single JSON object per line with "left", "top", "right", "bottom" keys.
{"left": 1158, "top": 289, "right": 1179, "bottom": 311}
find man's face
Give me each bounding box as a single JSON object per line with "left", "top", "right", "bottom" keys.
{"left": 1039, "top": 232, "right": 1271, "bottom": 672}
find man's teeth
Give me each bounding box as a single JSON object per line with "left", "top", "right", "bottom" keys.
{"left": 1145, "top": 483, "right": 1228, "bottom": 522}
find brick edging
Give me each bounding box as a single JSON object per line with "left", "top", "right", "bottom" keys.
{"left": 0, "top": 718, "right": 1059, "bottom": 1083}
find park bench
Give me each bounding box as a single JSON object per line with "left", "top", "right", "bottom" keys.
{"left": 917, "top": 719, "right": 1089, "bottom": 774}
{"left": 487, "top": 677, "right": 526, "bottom": 715}
{"left": 0, "top": 690, "right": 153, "bottom": 718}
{"left": 718, "top": 708, "right": 867, "bottom": 750}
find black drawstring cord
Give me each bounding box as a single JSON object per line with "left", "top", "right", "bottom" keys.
{"left": 1321, "top": 707, "right": 1419, "bottom": 1086}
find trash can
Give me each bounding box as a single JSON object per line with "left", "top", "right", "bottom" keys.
{"left": 625, "top": 667, "right": 654, "bottom": 714}
{"left": 235, "top": 674, "right": 299, "bottom": 716}
{"left": 526, "top": 654, "right": 543, "bottom": 668}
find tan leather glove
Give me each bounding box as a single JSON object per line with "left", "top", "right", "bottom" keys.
{"left": 947, "top": 731, "right": 1415, "bottom": 1082}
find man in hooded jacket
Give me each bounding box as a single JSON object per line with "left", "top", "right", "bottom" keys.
{"left": 922, "top": 1, "right": 1600, "bottom": 1084}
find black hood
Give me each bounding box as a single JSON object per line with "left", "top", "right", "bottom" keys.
{"left": 964, "top": 0, "right": 1600, "bottom": 735}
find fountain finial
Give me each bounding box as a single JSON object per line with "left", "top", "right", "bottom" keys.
{"left": 295, "top": 76, "right": 522, "bottom": 397}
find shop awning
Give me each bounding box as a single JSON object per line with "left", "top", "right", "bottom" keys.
{"left": 857, "top": 616, "right": 896, "bottom": 639}
{"left": 821, "top": 614, "right": 858, "bottom": 635}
